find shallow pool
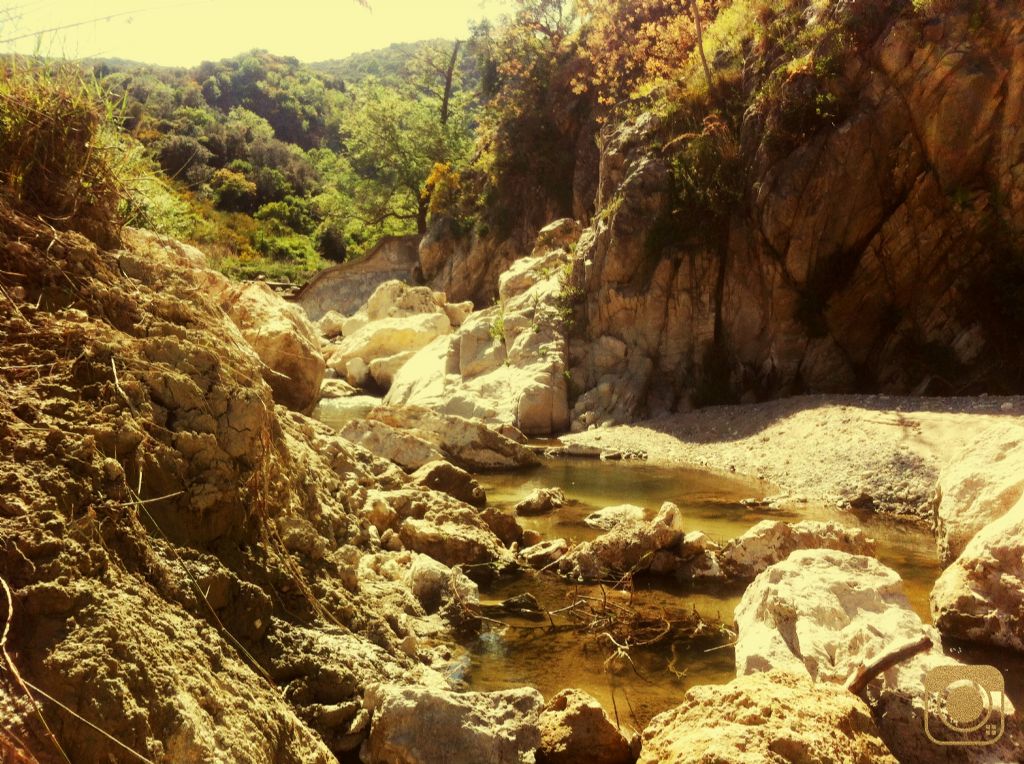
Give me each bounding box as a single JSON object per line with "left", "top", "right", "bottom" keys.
{"left": 462, "top": 458, "right": 948, "bottom": 727}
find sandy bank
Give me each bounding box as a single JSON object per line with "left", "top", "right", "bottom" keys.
{"left": 563, "top": 394, "right": 1024, "bottom": 518}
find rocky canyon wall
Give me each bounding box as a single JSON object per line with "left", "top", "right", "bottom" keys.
{"left": 566, "top": 0, "right": 1024, "bottom": 426}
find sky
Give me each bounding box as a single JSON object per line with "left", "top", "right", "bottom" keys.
{"left": 0, "top": 0, "right": 512, "bottom": 66}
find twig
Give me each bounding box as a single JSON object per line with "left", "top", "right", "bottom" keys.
{"left": 845, "top": 634, "right": 933, "bottom": 695}
{"left": 110, "top": 358, "right": 136, "bottom": 413}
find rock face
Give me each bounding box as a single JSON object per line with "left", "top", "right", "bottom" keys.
{"left": 549, "top": 3, "right": 1024, "bottom": 423}
{"left": 212, "top": 280, "right": 325, "bottom": 412}
{"left": 932, "top": 495, "right": 1024, "bottom": 652}
{"left": 735, "top": 550, "right": 1021, "bottom": 763}
{"left": 934, "top": 424, "right": 1024, "bottom": 565}
{"left": 638, "top": 670, "right": 896, "bottom": 764}
{"left": 363, "top": 685, "right": 544, "bottom": 764}
{"left": 536, "top": 689, "right": 635, "bottom": 764}
{"left": 293, "top": 235, "right": 422, "bottom": 321}
{"left": 386, "top": 220, "right": 579, "bottom": 436}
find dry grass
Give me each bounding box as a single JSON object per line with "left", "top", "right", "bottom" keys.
{"left": 0, "top": 58, "right": 121, "bottom": 245}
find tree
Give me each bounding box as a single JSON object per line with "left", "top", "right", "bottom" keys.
{"left": 344, "top": 82, "right": 447, "bottom": 233}
{"left": 575, "top": 0, "right": 708, "bottom": 110}
{"left": 408, "top": 40, "right": 464, "bottom": 126}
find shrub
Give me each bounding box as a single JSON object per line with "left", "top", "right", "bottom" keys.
{"left": 0, "top": 60, "right": 121, "bottom": 244}
{"left": 210, "top": 167, "right": 258, "bottom": 212}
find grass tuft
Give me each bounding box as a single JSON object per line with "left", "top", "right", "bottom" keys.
{"left": 0, "top": 58, "right": 121, "bottom": 245}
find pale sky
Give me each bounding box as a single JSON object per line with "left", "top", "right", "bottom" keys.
{"left": 0, "top": 0, "right": 512, "bottom": 66}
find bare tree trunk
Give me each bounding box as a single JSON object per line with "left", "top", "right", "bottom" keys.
{"left": 440, "top": 40, "right": 462, "bottom": 127}
{"left": 691, "top": 0, "right": 714, "bottom": 98}
{"left": 416, "top": 193, "right": 429, "bottom": 235}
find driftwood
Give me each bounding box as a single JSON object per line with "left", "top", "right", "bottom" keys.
{"left": 845, "top": 633, "right": 933, "bottom": 695}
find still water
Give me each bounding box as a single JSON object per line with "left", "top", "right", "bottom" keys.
{"left": 460, "top": 458, "right": 947, "bottom": 727}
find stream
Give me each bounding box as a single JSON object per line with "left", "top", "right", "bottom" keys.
{"left": 457, "top": 458, "right": 948, "bottom": 727}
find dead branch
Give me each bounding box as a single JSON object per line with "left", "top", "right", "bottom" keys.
{"left": 845, "top": 634, "right": 933, "bottom": 696}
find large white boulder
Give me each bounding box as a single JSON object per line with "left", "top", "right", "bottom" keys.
{"left": 932, "top": 495, "right": 1024, "bottom": 652}
{"left": 339, "top": 419, "right": 445, "bottom": 472}
{"left": 369, "top": 351, "right": 416, "bottom": 389}
{"left": 327, "top": 312, "right": 451, "bottom": 372}
{"left": 213, "top": 281, "right": 325, "bottom": 412}
{"left": 934, "top": 424, "right": 1024, "bottom": 565}
{"left": 363, "top": 685, "right": 543, "bottom": 764}
{"left": 366, "top": 406, "right": 538, "bottom": 472}
{"left": 365, "top": 280, "right": 446, "bottom": 321}
{"left": 735, "top": 550, "right": 1021, "bottom": 763}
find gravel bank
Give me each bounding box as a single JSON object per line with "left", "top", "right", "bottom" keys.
{"left": 563, "top": 395, "right": 1024, "bottom": 519}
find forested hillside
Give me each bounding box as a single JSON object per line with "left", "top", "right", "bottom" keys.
{"left": 90, "top": 37, "right": 482, "bottom": 281}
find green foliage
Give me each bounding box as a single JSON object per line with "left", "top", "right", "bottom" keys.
{"left": 210, "top": 168, "right": 258, "bottom": 212}
{"left": 669, "top": 113, "right": 744, "bottom": 228}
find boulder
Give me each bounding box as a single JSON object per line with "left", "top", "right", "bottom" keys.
{"left": 386, "top": 235, "right": 573, "bottom": 437}
{"left": 735, "top": 550, "right": 1021, "bottom": 763}
{"left": 520, "top": 539, "right": 570, "bottom": 569}
{"left": 369, "top": 350, "right": 416, "bottom": 389}
{"left": 363, "top": 684, "right": 544, "bottom": 764}
{"left": 311, "top": 395, "right": 382, "bottom": 431}
{"left": 410, "top": 460, "right": 486, "bottom": 508}
{"left": 327, "top": 312, "right": 451, "bottom": 372}
{"left": 342, "top": 312, "right": 370, "bottom": 337}
{"left": 407, "top": 554, "right": 479, "bottom": 614}
{"left": 317, "top": 310, "right": 348, "bottom": 339}
{"left": 536, "top": 689, "right": 634, "bottom": 764}
{"left": 932, "top": 495, "right": 1024, "bottom": 652}
{"left": 214, "top": 281, "right": 325, "bottom": 412}
{"left": 366, "top": 280, "right": 445, "bottom": 321}
{"left": 558, "top": 503, "right": 684, "bottom": 581}
{"left": 480, "top": 507, "right": 524, "bottom": 547}
{"left": 319, "top": 378, "right": 358, "bottom": 399}
{"left": 399, "top": 506, "right": 515, "bottom": 573}
{"left": 339, "top": 419, "right": 445, "bottom": 472}
{"left": 345, "top": 357, "right": 371, "bottom": 387}
{"left": 720, "top": 520, "right": 875, "bottom": 581}
{"left": 367, "top": 406, "right": 539, "bottom": 471}
{"left": 677, "top": 531, "right": 724, "bottom": 580}
{"left": 516, "top": 487, "right": 566, "bottom": 516}
{"left": 444, "top": 300, "right": 474, "bottom": 327}
{"left": 583, "top": 504, "right": 645, "bottom": 530}
{"left": 638, "top": 671, "right": 896, "bottom": 764}
{"left": 934, "top": 425, "right": 1024, "bottom": 565}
